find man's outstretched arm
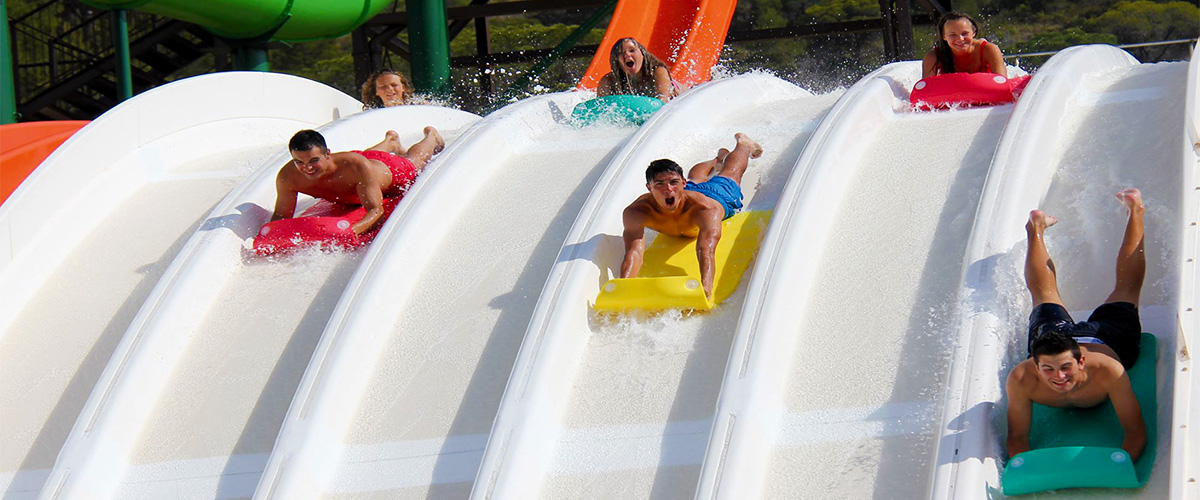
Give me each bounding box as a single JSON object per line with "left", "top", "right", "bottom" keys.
{"left": 272, "top": 168, "right": 299, "bottom": 221}
{"left": 694, "top": 210, "right": 722, "bottom": 299}
{"left": 350, "top": 159, "right": 388, "bottom": 235}
{"left": 1005, "top": 371, "right": 1033, "bottom": 459}
{"left": 1109, "top": 373, "right": 1147, "bottom": 461}
{"left": 620, "top": 207, "right": 647, "bottom": 279}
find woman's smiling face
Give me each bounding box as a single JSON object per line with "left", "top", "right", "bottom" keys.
{"left": 941, "top": 19, "right": 976, "bottom": 53}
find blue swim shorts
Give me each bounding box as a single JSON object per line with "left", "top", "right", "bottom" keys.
{"left": 685, "top": 175, "right": 743, "bottom": 220}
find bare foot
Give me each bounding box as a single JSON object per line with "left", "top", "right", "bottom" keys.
{"left": 1115, "top": 188, "right": 1144, "bottom": 213}
{"left": 735, "top": 133, "right": 763, "bottom": 159}
{"left": 1027, "top": 209, "right": 1059, "bottom": 235}
{"left": 424, "top": 126, "right": 445, "bottom": 154}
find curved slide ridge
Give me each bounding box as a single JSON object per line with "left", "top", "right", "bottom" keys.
{"left": 697, "top": 61, "right": 1019, "bottom": 498}
{"left": 579, "top": 0, "right": 738, "bottom": 90}
{"left": 1175, "top": 41, "right": 1200, "bottom": 500}
{"left": 930, "top": 44, "right": 1193, "bottom": 499}
{"left": 472, "top": 74, "right": 841, "bottom": 499}
{"left": 82, "top": 0, "right": 391, "bottom": 42}
{"left": 0, "top": 121, "right": 88, "bottom": 205}
{"left": 693, "top": 61, "right": 924, "bottom": 500}
{"left": 0, "top": 72, "right": 359, "bottom": 500}
{"left": 253, "top": 91, "right": 638, "bottom": 499}
{"left": 37, "top": 105, "right": 480, "bottom": 500}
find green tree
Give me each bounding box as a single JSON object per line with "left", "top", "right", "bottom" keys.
{"left": 1012, "top": 27, "right": 1118, "bottom": 53}
{"left": 1084, "top": 0, "right": 1200, "bottom": 60}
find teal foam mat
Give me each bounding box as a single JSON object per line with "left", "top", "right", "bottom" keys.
{"left": 570, "top": 95, "right": 663, "bottom": 126}
{"left": 1002, "top": 333, "right": 1157, "bottom": 495}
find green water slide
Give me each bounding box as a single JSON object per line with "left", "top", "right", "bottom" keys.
{"left": 81, "top": 0, "right": 450, "bottom": 90}
{"left": 82, "top": 0, "right": 393, "bottom": 42}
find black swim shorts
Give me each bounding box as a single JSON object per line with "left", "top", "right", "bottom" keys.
{"left": 1027, "top": 302, "right": 1142, "bottom": 369}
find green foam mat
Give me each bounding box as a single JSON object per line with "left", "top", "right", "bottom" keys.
{"left": 1002, "top": 333, "right": 1157, "bottom": 495}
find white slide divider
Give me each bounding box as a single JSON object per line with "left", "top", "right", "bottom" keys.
{"left": 38, "top": 105, "right": 479, "bottom": 500}
{"left": 252, "top": 91, "right": 587, "bottom": 499}
{"left": 926, "top": 44, "right": 1180, "bottom": 500}
{"left": 0, "top": 72, "right": 359, "bottom": 339}
{"left": 690, "top": 61, "right": 920, "bottom": 500}
{"left": 1170, "top": 40, "right": 1199, "bottom": 500}
{"left": 470, "top": 74, "right": 811, "bottom": 500}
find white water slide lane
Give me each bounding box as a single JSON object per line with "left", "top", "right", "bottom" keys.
{"left": 253, "top": 91, "right": 639, "bottom": 499}
{"left": 694, "top": 60, "right": 1021, "bottom": 499}
{"left": 37, "top": 106, "right": 480, "bottom": 500}
{"left": 473, "top": 74, "right": 843, "bottom": 499}
{"left": 929, "top": 45, "right": 1197, "bottom": 499}
{"left": 0, "top": 73, "right": 361, "bottom": 500}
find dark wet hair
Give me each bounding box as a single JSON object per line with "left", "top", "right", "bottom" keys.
{"left": 289, "top": 129, "right": 328, "bottom": 153}
{"left": 361, "top": 70, "right": 414, "bottom": 110}
{"left": 646, "top": 159, "right": 684, "bottom": 183}
{"left": 608, "top": 37, "right": 670, "bottom": 96}
{"left": 1031, "top": 331, "right": 1082, "bottom": 363}
{"left": 933, "top": 11, "right": 981, "bottom": 75}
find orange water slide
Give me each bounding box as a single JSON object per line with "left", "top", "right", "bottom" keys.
{"left": 579, "top": 0, "right": 739, "bottom": 90}
{"left": 0, "top": 121, "right": 89, "bottom": 204}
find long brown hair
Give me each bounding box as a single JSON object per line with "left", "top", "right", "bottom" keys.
{"left": 933, "top": 11, "right": 981, "bottom": 75}
{"left": 361, "top": 70, "right": 414, "bottom": 110}
{"left": 607, "top": 37, "right": 670, "bottom": 95}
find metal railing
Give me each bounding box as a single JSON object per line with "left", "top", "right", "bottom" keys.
{"left": 1005, "top": 38, "right": 1198, "bottom": 61}
{"left": 9, "top": 0, "right": 168, "bottom": 104}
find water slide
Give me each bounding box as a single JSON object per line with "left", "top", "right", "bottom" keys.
{"left": 579, "top": 0, "right": 738, "bottom": 90}
{"left": 0, "top": 72, "right": 361, "bottom": 500}
{"left": 690, "top": 45, "right": 1198, "bottom": 500}
{"left": 5, "top": 3, "right": 1197, "bottom": 500}
{"left": 81, "top": 0, "right": 392, "bottom": 42}
{"left": 251, "top": 74, "right": 839, "bottom": 500}
{"left": 30, "top": 103, "right": 479, "bottom": 500}
{"left": 689, "top": 59, "right": 1016, "bottom": 499}
{"left": 0, "top": 121, "right": 87, "bottom": 204}
{"left": 925, "top": 45, "right": 1198, "bottom": 500}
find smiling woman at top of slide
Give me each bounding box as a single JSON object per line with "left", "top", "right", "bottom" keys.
{"left": 596, "top": 37, "right": 689, "bottom": 102}
{"left": 922, "top": 11, "right": 1007, "bottom": 79}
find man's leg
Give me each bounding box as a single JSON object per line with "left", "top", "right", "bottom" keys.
{"left": 366, "top": 130, "right": 406, "bottom": 154}
{"left": 711, "top": 133, "right": 762, "bottom": 185}
{"left": 403, "top": 126, "right": 446, "bottom": 171}
{"left": 1105, "top": 188, "right": 1146, "bottom": 306}
{"left": 1025, "top": 209, "right": 1064, "bottom": 307}
{"left": 686, "top": 148, "right": 729, "bottom": 183}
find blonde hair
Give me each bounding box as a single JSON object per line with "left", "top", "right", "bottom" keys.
{"left": 606, "top": 37, "right": 670, "bottom": 95}
{"left": 361, "top": 70, "right": 414, "bottom": 109}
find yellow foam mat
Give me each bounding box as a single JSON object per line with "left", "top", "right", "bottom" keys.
{"left": 595, "top": 210, "right": 771, "bottom": 311}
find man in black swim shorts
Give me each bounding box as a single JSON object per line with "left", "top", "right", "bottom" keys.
{"left": 1004, "top": 188, "right": 1148, "bottom": 461}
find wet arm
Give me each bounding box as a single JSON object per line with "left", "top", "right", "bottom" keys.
{"left": 1109, "top": 373, "right": 1147, "bottom": 461}
{"left": 596, "top": 73, "right": 615, "bottom": 97}
{"left": 695, "top": 211, "right": 722, "bottom": 299}
{"left": 620, "top": 208, "right": 646, "bottom": 279}
{"left": 1005, "top": 373, "right": 1033, "bottom": 459}
{"left": 350, "top": 161, "right": 387, "bottom": 235}
{"left": 984, "top": 42, "right": 1007, "bottom": 78}
{"left": 653, "top": 67, "right": 674, "bottom": 102}
{"left": 921, "top": 50, "right": 940, "bottom": 79}
{"left": 271, "top": 167, "right": 299, "bottom": 221}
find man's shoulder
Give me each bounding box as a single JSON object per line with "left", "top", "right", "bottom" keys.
{"left": 1088, "top": 354, "right": 1129, "bottom": 385}
{"left": 623, "top": 195, "right": 654, "bottom": 217}
{"left": 1007, "top": 359, "right": 1037, "bottom": 386}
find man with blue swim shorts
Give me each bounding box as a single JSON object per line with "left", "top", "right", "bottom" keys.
{"left": 1005, "top": 188, "right": 1147, "bottom": 462}
{"left": 619, "top": 133, "right": 762, "bottom": 300}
